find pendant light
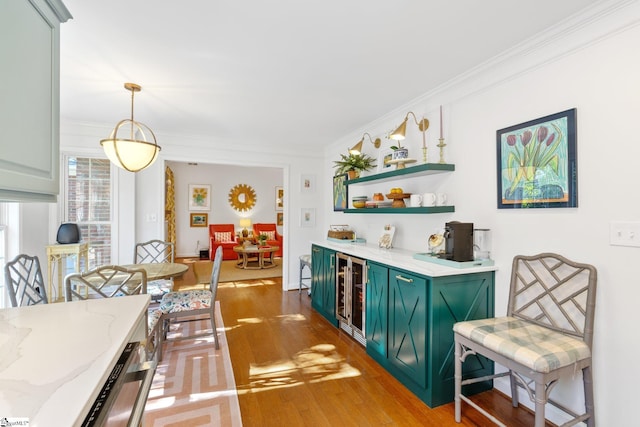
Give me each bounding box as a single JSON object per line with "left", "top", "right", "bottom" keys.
{"left": 100, "top": 83, "right": 161, "bottom": 172}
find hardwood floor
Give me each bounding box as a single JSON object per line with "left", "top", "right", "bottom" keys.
{"left": 217, "top": 277, "right": 548, "bottom": 427}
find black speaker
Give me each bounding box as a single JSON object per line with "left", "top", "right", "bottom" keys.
{"left": 56, "top": 223, "right": 81, "bottom": 244}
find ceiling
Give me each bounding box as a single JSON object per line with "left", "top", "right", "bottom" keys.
{"left": 59, "top": 0, "right": 603, "bottom": 153}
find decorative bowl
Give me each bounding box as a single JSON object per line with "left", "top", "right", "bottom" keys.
{"left": 353, "top": 200, "right": 366, "bottom": 208}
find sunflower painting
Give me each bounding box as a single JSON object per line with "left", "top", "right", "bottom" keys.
{"left": 189, "top": 184, "right": 211, "bottom": 211}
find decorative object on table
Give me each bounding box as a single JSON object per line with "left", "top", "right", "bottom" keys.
{"left": 349, "top": 132, "right": 381, "bottom": 155}
{"left": 275, "top": 186, "right": 284, "bottom": 210}
{"left": 56, "top": 223, "right": 81, "bottom": 244}
{"left": 428, "top": 233, "right": 445, "bottom": 255}
{"left": 301, "top": 174, "right": 315, "bottom": 192}
{"left": 377, "top": 148, "right": 394, "bottom": 173}
{"left": 497, "top": 108, "right": 577, "bottom": 209}
{"left": 190, "top": 212, "right": 208, "bottom": 227}
{"left": 333, "top": 152, "right": 377, "bottom": 179}
{"left": 300, "top": 208, "right": 316, "bottom": 227}
{"left": 332, "top": 173, "right": 348, "bottom": 211}
{"left": 228, "top": 184, "right": 256, "bottom": 212}
{"left": 188, "top": 184, "right": 211, "bottom": 211}
{"left": 352, "top": 195, "right": 368, "bottom": 209}
{"left": 390, "top": 111, "right": 429, "bottom": 163}
{"left": 327, "top": 225, "right": 355, "bottom": 241}
{"left": 437, "top": 105, "right": 447, "bottom": 164}
{"left": 276, "top": 212, "right": 283, "bottom": 226}
{"left": 386, "top": 188, "right": 411, "bottom": 208}
{"left": 378, "top": 224, "right": 396, "bottom": 249}
{"left": 239, "top": 218, "right": 251, "bottom": 237}
{"left": 100, "top": 82, "right": 161, "bottom": 172}
{"left": 257, "top": 233, "right": 268, "bottom": 246}
{"left": 473, "top": 228, "right": 492, "bottom": 260}
{"left": 387, "top": 157, "right": 417, "bottom": 170}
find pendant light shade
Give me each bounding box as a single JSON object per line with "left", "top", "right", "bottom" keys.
{"left": 100, "top": 83, "right": 161, "bottom": 172}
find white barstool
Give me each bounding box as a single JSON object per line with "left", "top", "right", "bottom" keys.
{"left": 299, "top": 254, "right": 311, "bottom": 294}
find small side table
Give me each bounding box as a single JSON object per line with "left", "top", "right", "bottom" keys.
{"left": 46, "top": 242, "right": 89, "bottom": 303}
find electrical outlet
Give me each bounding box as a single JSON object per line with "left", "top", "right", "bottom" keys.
{"left": 610, "top": 221, "right": 640, "bottom": 247}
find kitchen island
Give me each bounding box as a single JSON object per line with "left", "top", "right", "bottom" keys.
{"left": 0, "top": 294, "right": 150, "bottom": 426}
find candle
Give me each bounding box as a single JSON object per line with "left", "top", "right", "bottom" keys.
{"left": 439, "top": 105, "right": 443, "bottom": 139}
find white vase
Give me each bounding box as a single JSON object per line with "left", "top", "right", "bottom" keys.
{"left": 392, "top": 148, "right": 409, "bottom": 160}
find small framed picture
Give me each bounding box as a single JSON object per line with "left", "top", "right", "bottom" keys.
{"left": 301, "top": 174, "right": 315, "bottom": 192}
{"left": 190, "top": 212, "right": 208, "bottom": 227}
{"left": 300, "top": 208, "right": 316, "bottom": 227}
{"left": 332, "top": 174, "right": 348, "bottom": 212}
{"left": 275, "top": 186, "right": 284, "bottom": 211}
{"left": 276, "top": 212, "right": 284, "bottom": 226}
{"left": 188, "top": 184, "right": 211, "bottom": 211}
{"left": 377, "top": 149, "right": 394, "bottom": 173}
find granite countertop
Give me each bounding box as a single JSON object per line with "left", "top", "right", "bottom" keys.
{"left": 311, "top": 240, "right": 498, "bottom": 277}
{"left": 0, "top": 294, "right": 150, "bottom": 426}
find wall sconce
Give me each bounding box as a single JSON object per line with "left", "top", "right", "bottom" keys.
{"left": 349, "top": 132, "right": 382, "bottom": 155}
{"left": 239, "top": 218, "right": 252, "bottom": 237}
{"left": 100, "top": 83, "right": 161, "bottom": 172}
{"left": 389, "top": 111, "right": 429, "bottom": 162}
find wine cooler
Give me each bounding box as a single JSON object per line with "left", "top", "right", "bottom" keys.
{"left": 336, "top": 252, "right": 367, "bottom": 346}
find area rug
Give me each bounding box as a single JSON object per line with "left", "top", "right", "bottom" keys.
{"left": 143, "top": 302, "right": 242, "bottom": 426}
{"left": 220, "top": 259, "right": 282, "bottom": 282}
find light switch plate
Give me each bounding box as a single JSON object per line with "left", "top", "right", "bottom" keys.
{"left": 610, "top": 221, "right": 640, "bottom": 247}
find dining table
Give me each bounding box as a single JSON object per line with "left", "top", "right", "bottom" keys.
{"left": 120, "top": 262, "right": 189, "bottom": 281}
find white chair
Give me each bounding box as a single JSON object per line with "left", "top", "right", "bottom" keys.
{"left": 454, "top": 253, "right": 597, "bottom": 427}
{"left": 134, "top": 239, "right": 175, "bottom": 302}
{"left": 4, "top": 254, "right": 48, "bottom": 306}
{"left": 156, "top": 246, "right": 223, "bottom": 360}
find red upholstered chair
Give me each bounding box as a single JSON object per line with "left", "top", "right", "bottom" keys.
{"left": 253, "top": 223, "right": 283, "bottom": 257}
{"left": 209, "top": 224, "right": 238, "bottom": 260}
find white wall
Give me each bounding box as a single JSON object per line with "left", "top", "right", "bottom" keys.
{"left": 165, "top": 161, "right": 283, "bottom": 257}
{"left": 322, "top": 4, "right": 640, "bottom": 425}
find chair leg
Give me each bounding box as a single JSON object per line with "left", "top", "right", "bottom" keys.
{"left": 583, "top": 366, "right": 595, "bottom": 427}
{"left": 534, "top": 381, "right": 547, "bottom": 427}
{"left": 454, "top": 339, "right": 462, "bottom": 423}
{"left": 510, "top": 371, "right": 519, "bottom": 407}
{"left": 211, "top": 311, "right": 219, "bottom": 350}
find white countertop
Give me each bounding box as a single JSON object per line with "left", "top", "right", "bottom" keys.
{"left": 0, "top": 294, "right": 150, "bottom": 426}
{"left": 312, "top": 240, "right": 498, "bottom": 277}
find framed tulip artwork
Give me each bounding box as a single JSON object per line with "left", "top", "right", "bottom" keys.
{"left": 496, "top": 108, "right": 577, "bottom": 209}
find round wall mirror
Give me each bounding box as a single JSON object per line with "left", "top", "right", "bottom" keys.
{"left": 228, "top": 184, "right": 256, "bottom": 211}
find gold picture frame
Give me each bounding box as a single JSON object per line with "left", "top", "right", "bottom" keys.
{"left": 276, "top": 212, "right": 283, "bottom": 226}
{"left": 275, "top": 186, "right": 283, "bottom": 211}
{"left": 190, "top": 212, "right": 208, "bottom": 227}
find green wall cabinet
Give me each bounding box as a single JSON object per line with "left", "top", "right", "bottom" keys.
{"left": 311, "top": 244, "right": 338, "bottom": 326}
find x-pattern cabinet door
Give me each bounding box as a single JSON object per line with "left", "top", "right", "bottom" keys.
{"left": 388, "top": 269, "right": 427, "bottom": 389}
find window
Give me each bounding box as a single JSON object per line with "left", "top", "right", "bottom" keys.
{"left": 64, "top": 157, "right": 112, "bottom": 269}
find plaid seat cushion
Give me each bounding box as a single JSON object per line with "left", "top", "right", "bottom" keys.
{"left": 453, "top": 317, "right": 591, "bottom": 373}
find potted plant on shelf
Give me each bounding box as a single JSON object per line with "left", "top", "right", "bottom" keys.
{"left": 333, "top": 152, "right": 377, "bottom": 179}
{"left": 390, "top": 142, "right": 409, "bottom": 160}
